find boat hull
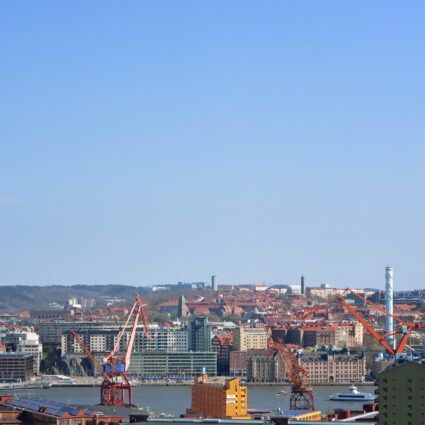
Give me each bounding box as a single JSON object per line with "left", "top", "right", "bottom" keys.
{"left": 329, "top": 396, "right": 376, "bottom": 402}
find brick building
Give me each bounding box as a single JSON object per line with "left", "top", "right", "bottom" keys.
{"left": 246, "top": 349, "right": 285, "bottom": 383}
{"left": 0, "top": 353, "right": 33, "bottom": 381}
{"left": 211, "top": 335, "right": 233, "bottom": 375}
{"left": 186, "top": 376, "right": 249, "bottom": 419}
{"left": 229, "top": 351, "right": 247, "bottom": 377}
{"left": 271, "top": 322, "right": 363, "bottom": 348}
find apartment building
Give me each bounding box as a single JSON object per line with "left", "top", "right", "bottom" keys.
{"left": 272, "top": 322, "right": 363, "bottom": 348}
{"left": 212, "top": 334, "right": 233, "bottom": 374}
{"left": 233, "top": 327, "right": 268, "bottom": 351}
{"left": 38, "top": 321, "right": 120, "bottom": 344}
{"left": 189, "top": 316, "right": 212, "bottom": 352}
{"left": 299, "top": 351, "right": 366, "bottom": 384}
{"left": 61, "top": 326, "right": 188, "bottom": 356}
{"left": 1, "top": 332, "right": 43, "bottom": 375}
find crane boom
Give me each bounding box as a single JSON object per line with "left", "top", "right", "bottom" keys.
{"left": 70, "top": 329, "right": 112, "bottom": 382}
{"left": 345, "top": 289, "right": 411, "bottom": 327}
{"left": 103, "top": 301, "right": 138, "bottom": 364}
{"left": 103, "top": 293, "right": 152, "bottom": 370}
{"left": 336, "top": 296, "right": 396, "bottom": 354}
{"left": 302, "top": 288, "right": 422, "bottom": 356}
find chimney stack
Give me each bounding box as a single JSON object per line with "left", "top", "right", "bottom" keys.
{"left": 385, "top": 266, "right": 394, "bottom": 349}
{"left": 301, "top": 276, "right": 306, "bottom": 295}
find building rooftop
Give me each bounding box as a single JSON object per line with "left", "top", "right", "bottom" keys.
{"left": 2, "top": 397, "right": 98, "bottom": 418}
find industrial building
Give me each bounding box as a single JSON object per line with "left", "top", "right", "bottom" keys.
{"left": 378, "top": 361, "right": 425, "bottom": 425}
{"left": 0, "top": 396, "right": 122, "bottom": 425}
{"left": 186, "top": 375, "right": 249, "bottom": 419}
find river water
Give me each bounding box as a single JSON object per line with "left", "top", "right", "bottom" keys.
{"left": 0, "top": 385, "right": 376, "bottom": 416}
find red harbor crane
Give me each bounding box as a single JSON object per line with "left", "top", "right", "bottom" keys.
{"left": 267, "top": 338, "right": 314, "bottom": 410}
{"left": 70, "top": 293, "right": 152, "bottom": 406}
{"left": 302, "top": 289, "right": 422, "bottom": 357}
{"left": 337, "top": 289, "right": 422, "bottom": 356}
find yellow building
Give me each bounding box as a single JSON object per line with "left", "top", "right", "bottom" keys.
{"left": 233, "top": 327, "right": 268, "bottom": 351}
{"left": 186, "top": 375, "right": 250, "bottom": 419}
{"left": 272, "top": 410, "right": 322, "bottom": 422}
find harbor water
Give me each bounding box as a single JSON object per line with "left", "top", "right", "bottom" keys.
{"left": 0, "top": 385, "right": 376, "bottom": 416}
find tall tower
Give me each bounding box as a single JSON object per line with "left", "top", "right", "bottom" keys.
{"left": 178, "top": 294, "right": 188, "bottom": 318}
{"left": 385, "top": 266, "right": 394, "bottom": 349}
{"left": 301, "top": 276, "right": 306, "bottom": 295}
{"left": 211, "top": 275, "right": 217, "bottom": 292}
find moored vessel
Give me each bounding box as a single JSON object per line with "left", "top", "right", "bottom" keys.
{"left": 329, "top": 385, "right": 376, "bottom": 402}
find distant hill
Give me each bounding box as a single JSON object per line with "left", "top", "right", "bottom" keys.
{"left": 0, "top": 284, "right": 145, "bottom": 311}
{"left": 0, "top": 284, "right": 212, "bottom": 313}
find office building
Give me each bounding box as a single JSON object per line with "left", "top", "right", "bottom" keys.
{"left": 0, "top": 353, "right": 33, "bottom": 381}
{"left": 189, "top": 316, "right": 212, "bottom": 351}
{"left": 2, "top": 332, "right": 43, "bottom": 375}
{"left": 73, "top": 351, "right": 217, "bottom": 377}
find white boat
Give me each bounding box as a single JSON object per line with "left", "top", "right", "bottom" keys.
{"left": 329, "top": 385, "right": 376, "bottom": 402}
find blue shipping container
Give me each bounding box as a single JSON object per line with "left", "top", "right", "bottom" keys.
{"left": 103, "top": 365, "right": 111, "bottom": 374}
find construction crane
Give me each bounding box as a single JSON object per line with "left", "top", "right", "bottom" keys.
{"left": 267, "top": 338, "right": 314, "bottom": 410}
{"left": 302, "top": 289, "right": 422, "bottom": 357}
{"left": 70, "top": 293, "right": 152, "bottom": 406}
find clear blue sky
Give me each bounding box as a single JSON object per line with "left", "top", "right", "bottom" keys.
{"left": 1, "top": 1, "right": 425, "bottom": 289}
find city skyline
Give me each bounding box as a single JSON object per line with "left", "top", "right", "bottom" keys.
{"left": 1, "top": 2, "right": 425, "bottom": 289}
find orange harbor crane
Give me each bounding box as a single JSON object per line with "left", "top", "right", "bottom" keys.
{"left": 70, "top": 293, "right": 152, "bottom": 406}
{"left": 302, "top": 289, "right": 423, "bottom": 357}
{"left": 267, "top": 338, "right": 314, "bottom": 410}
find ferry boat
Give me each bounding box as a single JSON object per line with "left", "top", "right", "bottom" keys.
{"left": 329, "top": 385, "right": 376, "bottom": 402}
